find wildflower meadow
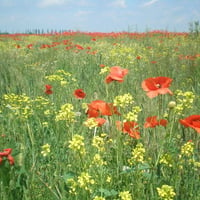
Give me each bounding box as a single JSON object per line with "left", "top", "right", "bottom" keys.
{"left": 0, "top": 30, "right": 200, "bottom": 200}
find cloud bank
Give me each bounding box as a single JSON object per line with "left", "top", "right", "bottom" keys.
{"left": 142, "top": 0, "right": 159, "bottom": 7}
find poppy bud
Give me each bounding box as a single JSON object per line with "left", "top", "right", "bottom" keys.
{"left": 168, "top": 101, "right": 176, "bottom": 109}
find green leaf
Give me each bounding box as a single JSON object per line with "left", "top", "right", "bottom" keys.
{"left": 98, "top": 188, "right": 118, "bottom": 197}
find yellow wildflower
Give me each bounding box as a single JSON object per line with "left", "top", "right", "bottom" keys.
{"left": 181, "top": 141, "right": 194, "bottom": 157}
{"left": 92, "top": 136, "right": 105, "bottom": 152}
{"left": 114, "top": 93, "right": 134, "bottom": 108}
{"left": 157, "top": 185, "right": 176, "bottom": 200}
{"left": 83, "top": 118, "right": 98, "bottom": 129}
{"left": 128, "top": 143, "right": 145, "bottom": 165}
{"left": 119, "top": 191, "right": 132, "bottom": 200}
{"left": 77, "top": 172, "right": 95, "bottom": 192}
{"left": 41, "top": 144, "right": 50, "bottom": 157}
{"left": 68, "top": 134, "right": 86, "bottom": 155}
{"left": 55, "top": 103, "right": 75, "bottom": 123}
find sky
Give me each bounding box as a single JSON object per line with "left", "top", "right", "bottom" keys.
{"left": 0, "top": 0, "right": 200, "bottom": 33}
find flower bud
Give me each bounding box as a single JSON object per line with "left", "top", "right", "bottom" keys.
{"left": 168, "top": 101, "right": 176, "bottom": 109}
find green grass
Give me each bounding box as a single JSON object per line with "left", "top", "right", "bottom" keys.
{"left": 0, "top": 31, "right": 200, "bottom": 200}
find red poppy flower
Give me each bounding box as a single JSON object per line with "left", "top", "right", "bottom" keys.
{"left": 27, "top": 44, "right": 33, "bottom": 49}
{"left": 66, "top": 46, "right": 73, "bottom": 50}
{"left": 116, "top": 121, "right": 140, "bottom": 139}
{"left": 87, "top": 100, "right": 119, "bottom": 118}
{"left": 45, "top": 84, "right": 53, "bottom": 95}
{"left": 75, "top": 44, "right": 84, "bottom": 50}
{"left": 7, "top": 155, "right": 15, "bottom": 165}
{"left": 95, "top": 118, "right": 107, "bottom": 127}
{"left": 144, "top": 116, "right": 167, "bottom": 128}
{"left": 16, "top": 44, "right": 21, "bottom": 48}
{"left": 0, "top": 148, "right": 12, "bottom": 157}
{"left": 142, "top": 76, "right": 173, "bottom": 98}
{"left": 179, "top": 115, "right": 200, "bottom": 133}
{"left": 105, "top": 66, "right": 128, "bottom": 84}
{"left": 73, "top": 89, "right": 86, "bottom": 99}
{"left": 0, "top": 148, "right": 14, "bottom": 165}
{"left": 87, "top": 51, "right": 97, "bottom": 55}
{"left": 196, "top": 54, "right": 200, "bottom": 58}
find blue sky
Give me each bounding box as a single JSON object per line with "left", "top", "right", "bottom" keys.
{"left": 0, "top": 0, "right": 199, "bottom": 33}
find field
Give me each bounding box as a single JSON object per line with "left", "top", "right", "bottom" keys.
{"left": 0, "top": 31, "right": 200, "bottom": 200}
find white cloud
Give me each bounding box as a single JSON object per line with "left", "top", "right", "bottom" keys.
{"left": 142, "top": 0, "right": 159, "bottom": 7}
{"left": 38, "top": 0, "right": 69, "bottom": 7}
{"left": 74, "top": 10, "right": 93, "bottom": 17}
{"left": 76, "top": 0, "right": 90, "bottom": 6}
{"left": 110, "top": 0, "right": 127, "bottom": 8}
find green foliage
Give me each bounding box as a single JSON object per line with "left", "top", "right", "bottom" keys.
{"left": 0, "top": 31, "right": 200, "bottom": 200}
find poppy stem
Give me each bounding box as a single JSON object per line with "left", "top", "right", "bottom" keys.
{"left": 105, "top": 84, "right": 109, "bottom": 98}
{"left": 93, "top": 127, "right": 97, "bottom": 137}
{"left": 182, "top": 126, "right": 186, "bottom": 141}
{"left": 158, "top": 95, "right": 163, "bottom": 118}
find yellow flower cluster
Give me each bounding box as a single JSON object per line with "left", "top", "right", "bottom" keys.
{"left": 82, "top": 102, "right": 88, "bottom": 110}
{"left": 67, "top": 172, "right": 95, "bottom": 194}
{"left": 159, "top": 153, "right": 173, "bottom": 167}
{"left": 99, "top": 66, "right": 110, "bottom": 74}
{"left": 106, "top": 176, "right": 111, "bottom": 183}
{"left": 119, "top": 191, "right": 132, "bottom": 200}
{"left": 181, "top": 141, "right": 194, "bottom": 157}
{"left": 45, "top": 69, "right": 77, "bottom": 86}
{"left": 68, "top": 134, "right": 86, "bottom": 155}
{"left": 66, "top": 178, "right": 77, "bottom": 194}
{"left": 33, "top": 96, "right": 52, "bottom": 106}
{"left": 2, "top": 93, "right": 56, "bottom": 120}
{"left": 123, "top": 106, "right": 142, "bottom": 122}
{"left": 45, "top": 74, "right": 64, "bottom": 82}
{"left": 178, "top": 141, "right": 200, "bottom": 170}
{"left": 93, "top": 196, "right": 105, "bottom": 200}
{"left": 91, "top": 154, "right": 107, "bottom": 166}
{"left": 92, "top": 136, "right": 106, "bottom": 152}
{"left": 41, "top": 144, "right": 51, "bottom": 157}
{"left": 83, "top": 118, "right": 98, "bottom": 129}
{"left": 157, "top": 185, "right": 176, "bottom": 200}
{"left": 42, "top": 121, "right": 49, "bottom": 127}
{"left": 114, "top": 93, "right": 134, "bottom": 108}
{"left": 55, "top": 103, "right": 75, "bottom": 123}
{"left": 128, "top": 143, "right": 145, "bottom": 165}
{"left": 102, "top": 44, "right": 137, "bottom": 67}
{"left": 3, "top": 93, "right": 30, "bottom": 103}
{"left": 174, "top": 90, "right": 195, "bottom": 115}
{"left": 3, "top": 93, "right": 33, "bottom": 119}
{"left": 32, "top": 96, "right": 54, "bottom": 116}
{"left": 77, "top": 172, "right": 95, "bottom": 192}
{"left": 194, "top": 161, "right": 200, "bottom": 169}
